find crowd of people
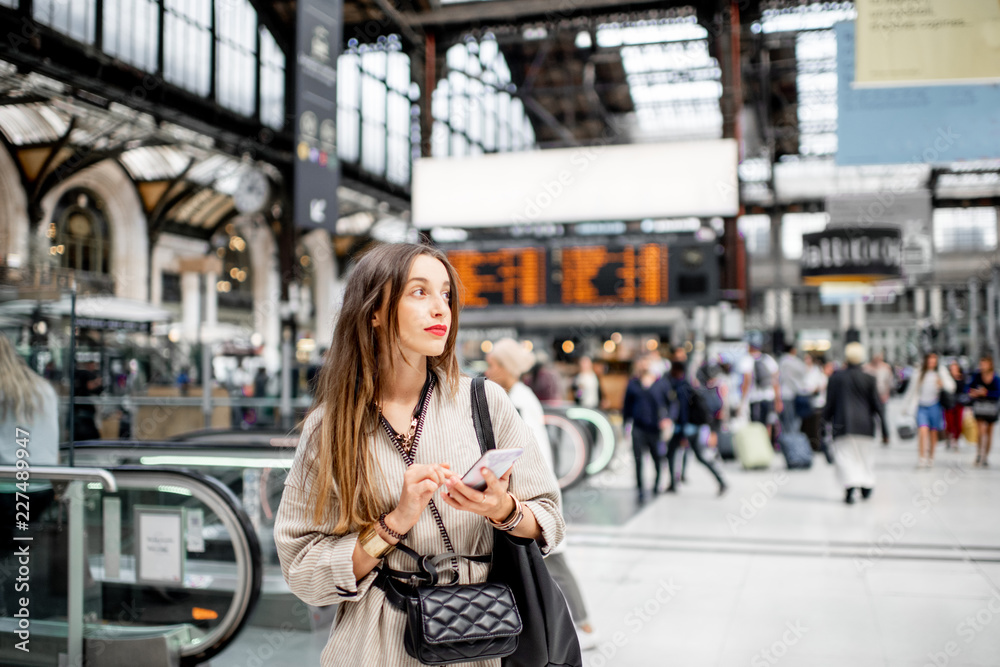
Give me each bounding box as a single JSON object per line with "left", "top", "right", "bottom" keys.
{"left": 611, "top": 337, "right": 999, "bottom": 505}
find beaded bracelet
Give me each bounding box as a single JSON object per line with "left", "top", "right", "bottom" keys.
{"left": 379, "top": 512, "right": 407, "bottom": 541}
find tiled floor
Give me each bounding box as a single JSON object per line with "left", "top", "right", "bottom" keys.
{"left": 211, "top": 401, "right": 1000, "bottom": 666}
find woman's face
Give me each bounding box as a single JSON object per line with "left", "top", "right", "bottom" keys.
{"left": 927, "top": 354, "right": 938, "bottom": 370}
{"left": 391, "top": 254, "right": 452, "bottom": 361}
{"left": 980, "top": 358, "right": 993, "bottom": 376}
{"left": 485, "top": 354, "right": 516, "bottom": 390}
{"left": 950, "top": 362, "right": 962, "bottom": 379}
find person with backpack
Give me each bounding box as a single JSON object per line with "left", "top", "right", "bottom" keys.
{"left": 738, "top": 334, "right": 782, "bottom": 438}
{"left": 663, "top": 352, "right": 727, "bottom": 496}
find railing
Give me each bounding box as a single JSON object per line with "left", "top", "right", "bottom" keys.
{"left": 0, "top": 465, "right": 262, "bottom": 667}
{"left": 0, "top": 265, "right": 116, "bottom": 296}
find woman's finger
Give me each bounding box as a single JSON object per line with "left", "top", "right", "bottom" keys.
{"left": 481, "top": 467, "right": 502, "bottom": 489}
{"left": 446, "top": 476, "right": 484, "bottom": 503}
{"left": 482, "top": 467, "right": 512, "bottom": 492}
{"left": 417, "top": 479, "right": 440, "bottom": 497}
{"left": 442, "top": 487, "right": 474, "bottom": 509}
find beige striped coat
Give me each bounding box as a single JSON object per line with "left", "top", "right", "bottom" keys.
{"left": 275, "top": 375, "right": 566, "bottom": 666}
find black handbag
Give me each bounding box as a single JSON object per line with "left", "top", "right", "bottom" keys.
{"left": 972, "top": 399, "right": 1000, "bottom": 420}
{"left": 939, "top": 390, "right": 956, "bottom": 411}
{"left": 471, "top": 377, "right": 584, "bottom": 667}
{"left": 375, "top": 546, "right": 522, "bottom": 665}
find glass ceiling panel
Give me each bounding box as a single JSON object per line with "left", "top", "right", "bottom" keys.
{"left": 761, "top": 3, "right": 856, "bottom": 34}
{"left": 187, "top": 154, "right": 242, "bottom": 188}
{"left": 598, "top": 16, "right": 722, "bottom": 141}
{"left": 0, "top": 103, "right": 70, "bottom": 145}
{"left": 119, "top": 145, "right": 191, "bottom": 181}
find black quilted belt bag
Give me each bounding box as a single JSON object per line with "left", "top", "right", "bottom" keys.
{"left": 374, "top": 543, "right": 522, "bottom": 665}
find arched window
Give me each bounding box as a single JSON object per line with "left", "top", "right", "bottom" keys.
{"left": 433, "top": 37, "right": 535, "bottom": 157}
{"left": 49, "top": 189, "right": 111, "bottom": 276}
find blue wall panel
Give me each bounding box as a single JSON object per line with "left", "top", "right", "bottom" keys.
{"left": 836, "top": 21, "right": 1000, "bottom": 166}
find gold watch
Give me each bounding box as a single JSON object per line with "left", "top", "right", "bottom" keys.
{"left": 359, "top": 524, "right": 395, "bottom": 559}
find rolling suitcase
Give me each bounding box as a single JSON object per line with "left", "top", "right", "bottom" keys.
{"left": 716, "top": 427, "right": 735, "bottom": 461}
{"left": 734, "top": 422, "right": 774, "bottom": 470}
{"left": 779, "top": 431, "right": 813, "bottom": 470}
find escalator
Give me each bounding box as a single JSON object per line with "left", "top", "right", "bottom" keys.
{"left": 0, "top": 465, "right": 262, "bottom": 666}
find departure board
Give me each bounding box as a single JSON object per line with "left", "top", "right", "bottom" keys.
{"left": 447, "top": 247, "right": 546, "bottom": 307}
{"left": 443, "top": 241, "right": 702, "bottom": 308}
{"left": 554, "top": 243, "right": 669, "bottom": 306}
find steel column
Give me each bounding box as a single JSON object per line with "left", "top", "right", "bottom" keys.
{"left": 970, "top": 278, "right": 980, "bottom": 360}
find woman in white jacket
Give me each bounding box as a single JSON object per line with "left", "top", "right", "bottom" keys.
{"left": 902, "top": 352, "right": 956, "bottom": 468}
{"left": 485, "top": 338, "right": 597, "bottom": 650}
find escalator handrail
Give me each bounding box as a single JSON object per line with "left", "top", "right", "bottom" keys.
{"left": 62, "top": 439, "right": 299, "bottom": 452}
{"left": 110, "top": 466, "right": 263, "bottom": 666}
{"left": 0, "top": 465, "right": 117, "bottom": 492}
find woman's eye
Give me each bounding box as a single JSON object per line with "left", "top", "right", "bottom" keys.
{"left": 413, "top": 288, "right": 426, "bottom": 296}
{"left": 442, "top": 291, "right": 450, "bottom": 301}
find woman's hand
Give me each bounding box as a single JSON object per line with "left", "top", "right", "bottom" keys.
{"left": 441, "top": 468, "right": 515, "bottom": 523}
{"left": 386, "top": 463, "right": 452, "bottom": 535}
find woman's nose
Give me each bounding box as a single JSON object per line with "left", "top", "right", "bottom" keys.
{"left": 430, "top": 294, "right": 448, "bottom": 317}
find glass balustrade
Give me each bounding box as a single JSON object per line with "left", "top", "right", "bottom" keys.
{"left": 0, "top": 465, "right": 261, "bottom": 667}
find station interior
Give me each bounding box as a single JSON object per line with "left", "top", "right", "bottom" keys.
{"left": 1, "top": 1, "right": 999, "bottom": 666}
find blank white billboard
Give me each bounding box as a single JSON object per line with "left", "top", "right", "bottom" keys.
{"left": 412, "top": 139, "right": 739, "bottom": 229}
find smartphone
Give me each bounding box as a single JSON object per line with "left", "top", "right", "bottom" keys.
{"left": 460, "top": 448, "right": 524, "bottom": 491}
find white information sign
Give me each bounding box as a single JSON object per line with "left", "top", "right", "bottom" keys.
{"left": 413, "top": 140, "right": 739, "bottom": 228}
{"left": 135, "top": 508, "right": 184, "bottom": 585}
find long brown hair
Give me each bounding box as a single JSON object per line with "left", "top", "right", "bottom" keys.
{"left": 307, "top": 243, "right": 462, "bottom": 532}
{"left": 0, "top": 333, "right": 46, "bottom": 422}
{"left": 919, "top": 351, "right": 940, "bottom": 385}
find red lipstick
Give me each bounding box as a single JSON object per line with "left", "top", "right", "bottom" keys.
{"left": 425, "top": 325, "right": 448, "bottom": 337}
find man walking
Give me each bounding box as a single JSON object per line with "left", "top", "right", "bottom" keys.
{"left": 623, "top": 352, "right": 673, "bottom": 502}
{"left": 824, "top": 343, "right": 890, "bottom": 504}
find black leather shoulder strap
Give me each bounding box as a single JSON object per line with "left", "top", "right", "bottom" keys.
{"left": 471, "top": 376, "right": 497, "bottom": 454}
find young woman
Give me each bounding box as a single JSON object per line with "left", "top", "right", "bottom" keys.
{"left": 904, "top": 352, "right": 956, "bottom": 468}
{"left": 274, "top": 243, "right": 565, "bottom": 666}
{"left": 485, "top": 338, "right": 597, "bottom": 650}
{"left": 967, "top": 355, "right": 1000, "bottom": 467}
{"left": 943, "top": 361, "right": 967, "bottom": 449}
